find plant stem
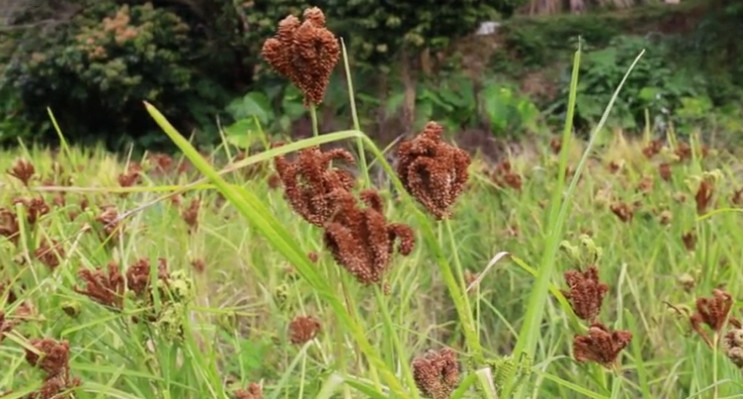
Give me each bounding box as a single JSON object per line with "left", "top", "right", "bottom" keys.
{"left": 310, "top": 105, "right": 319, "bottom": 137}
{"left": 341, "top": 38, "right": 371, "bottom": 187}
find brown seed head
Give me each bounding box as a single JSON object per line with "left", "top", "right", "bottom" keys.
{"left": 681, "top": 231, "right": 696, "bottom": 251}
{"left": 396, "top": 122, "right": 471, "bottom": 219}
{"left": 7, "top": 158, "right": 35, "bottom": 186}
{"left": 573, "top": 322, "right": 632, "bottom": 368}
{"left": 26, "top": 338, "right": 71, "bottom": 376}
{"left": 13, "top": 197, "right": 50, "bottom": 224}
{"left": 675, "top": 141, "right": 692, "bottom": 162}
{"left": 695, "top": 177, "right": 715, "bottom": 215}
{"left": 191, "top": 258, "right": 206, "bottom": 274}
{"left": 0, "top": 208, "right": 20, "bottom": 245}
{"left": 659, "top": 162, "right": 672, "bottom": 182}
{"left": 274, "top": 144, "right": 356, "bottom": 226}
{"left": 724, "top": 327, "right": 743, "bottom": 368}
{"left": 490, "top": 160, "right": 523, "bottom": 192}
{"left": 96, "top": 206, "right": 122, "bottom": 238}
{"left": 690, "top": 289, "right": 733, "bottom": 347}
{"left": 34, "top": 239, "right": 65, "bottom": 270}
{"left": 609, "top": 202, "right": 633, "bottom": 222}
{"left": 75, "top": 262, "right": 125, "bottom": 309}
{"left": 563, "top": 266, "right": 608, "bottom": 322}
{"left": 235, "top": 383, "right": 263, "bottom": 399}
{"left": 642, "top": 139, "right": 664, "bottom": 158}
{"left": 289, "top": 315, "right": 321, "bottom": 345}
{"left": 126, "top": 258, "right": 169, "bottom": 298}
{"left": 412, "top": 347, "right": 460, "bottom": 399}
{"left": 181, "top": 197, "right": 200, "bottom": 233}
{"left": 323, "top": 189, "right": 415, "bottom": 285}
{"left": 262, "top": 7, "right": 339, "bottom": 105}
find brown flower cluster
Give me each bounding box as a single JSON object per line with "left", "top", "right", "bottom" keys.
{"left": 573, "top": 323, "right": 633, "bottom": 369}
{"left": 75, "top": 262, "right": 126, "bottom": 309}
{"left": 235, "top": 383, "right": 263, "bottom": 399}
{"left": 724, "top": 321, "right": 743, "bottom": 369}
{"left": 34, "top": 239, "right": 65, "bottom": 270}
{"left": 274, "top": 144, "right": 355, "bottom": 227}
{"left": 681, "top": 231, "right": 696, "bottom": 251}
{"left": 490, "top": 160, "right": 523, "bottom": 192}
{"left": 396, "top": 122, "right": 471, "bottom": 219}
{"left": 25, "top": 338, "right": 81, "bottom": 398}
{"left": 0, "top": 207, "right": 20, "bottom": 244}
{"left": 288, "top": 315, "right": 321, "bottom": 345}
{"left": 117, "top": 162, "right": 142, "bottom": 188}
{"left": 563, "top": 266, "right": 608, "bottom": 322}
{"left": 412, "top": 347, "right": 460, "bottom": 399}
{"left": 690, "top": 289, "right": 733, "bottom": 347}
{"left": 262, "top": 7, "right": 340, "bottom": 105}
{"left": 13, "top": 196, "right": 50, "bottom": 224}
{"left": 7, "top": 158, "right": 35, "bottom": 186}
{"left": 609, "top": 202, "right": 633, "bottom": 223}
{"left": 323, "top": 189, "right": 415, "bottom": 285}
{"left": 563, "top": 261, "right": 631, "bottom": 368}
{"left": 659, "top": 162, "right": 672, "bottom": 182}
{"left": 96, "top": 206, "right": 123, "bottom": 239}
{"left": 695, "top": 176, "right": 715, "bottom": 214}
{"left": 642, "top": 139, "right": 664, "bottom": 158}
{"left": 125, "top": 258, "right": 170, "bottom": 298}
{"left": 181, "top": 197, "right": 200, "bottom": 233}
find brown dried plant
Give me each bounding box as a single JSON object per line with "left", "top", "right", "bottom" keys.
{"left": 732, "top": 188, "right": 743, "bottom": 206}
{"left": 690, "top": 289, "right": 733, "bottom": 347}
{"left": 25, "top": 338, "right": 81, "bottom": 399}
{"left": 675, "top": 141, "right": 692, "bottom": 162}
{"left": 7, "top": 158, "right": 35, "bottom": 186}
{"left": 235, "top": 383, "right": 263, "bottom": 399}
{"left": 490, "top": 160, "right": 523, "bottom": 192}
{"left": 563, "top": 266, "right": 608, "bottom": 322}
{"left": 323, "top": 189, "right": 415, "bottom": 285}
{"left": 0, "top": 208, "right": 20, "bottom": 244}
{"left": 681, "top": 231, "right": 696, "bottom": 251}
{"left": 412, "top": 347, "right": 460, "bottom": 399}
{"left": 288, "top": 315, "right": 321, "bottom": 345}
{"left": 642, "top": 139, "right": 664, "bottom": 158}
{"left": 75, "top": 262, "right": 126, "bottom": 309}
{"left": 126, "top": 258, "right": 170, "bottom": 298}
{"left": 396, "top": 122, "right": 471, "bottom": 219}
{"left": 573, "top": 322, "right": 633, "bottom": 369}
{"left": 13, "top": 197, "right": 50, "bottom": 224}
{"left": 262, "top": 7, "right": 340, "bottom": 105}
{"left": 695, "top": 177, "right": 715, "bottom": 215}
{"left": 636, "top": 176, "right": 653, "bottom": 194}
{"left": 35, "top": 239, "right": 65, "bottom": 270}
{"left": 96, "top": 206, "right": 122, "bottom": 239}
{"left": 609, "top": 202, "right": 633, "bottom": 223}
{"left": 117, "top": 162, "right": 142, "bottom": 188}
{"left": 659, "top": 162, "right": 672, "bottom": 182}
{"left": 724, "top": 323, "right": 743, "bottom": 369}
{"left": 274, "top": 144, "right": 356, "bottom": 226}
{"left": 181, "top": 197, "right": 200, "bottom": 233}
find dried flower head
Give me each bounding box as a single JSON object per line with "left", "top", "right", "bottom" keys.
{"left": 563, "top": 266, "right": 609, "bottom": 322}
{"left": 0, "top": 208, "right": 20, "bottom": 244}
{"left": 675, "top": 141, "right": 692, "bottom": 162}
{"left": 659, "top": 162, "right": 672, "bottom": 182}
{"left": 274, "top": 144, "right": 355, "bottom": 226}
{"left": 191, "top": 258, "right": 206, "bottom": 274}
{"left": 490, "top": 160, "right": 523, "bottom": 192}
{"left": 235, "top": 383, "right": 263, "bottom": 399}
{"left": 695, "top": 177, "right": 715, "bottom": 215}
{"left": 262, "top": 7, "right": 340, "bottom": 105}
{"left": 412, "top": 347, "right": 460, "bottom": 399}
{"left": 7, "top": 158, "right": 35, "bottom": 186}
{"left": 96, "top": 206, "right": 122, "bottom": 239}
{"left": 117, "top": 162, "right": 142, "bottom": 188}
{"left": 642, "top": 139, "right": 664, "bottom": 158}
{"left": 609, "top": 202, "right": 633, "bottom": 222}
{"left": 75, "top": 262, "right": 125, "bottom": 309}
{"left": 724, "top": 327, "right": 743, "bottom": 369}
{"left": 323, "top": 189, "right": 415, "bottom": 285}
{"left": 288, "top": 315, "right": 321, "bottom": 344}
{"left": 181, "top": 197, "right": 200, "bottom": 233}
{"left": 573, "top": 322, "right": 632, "bottom": 368}
{"left": 13, "top": 197, "right": 50, "bottom": 224}
{"left": 126, "top": 258, "right": 170, "bottom": 298}
{"left": 396, "top": 122, "right": 471, "bottom": 219}
{"left": 607, "top": 160, "right": 624, "bottom": 174}
{"left": 636, "top": 176, "right": 653, "bottom": 194}
{"left": 681, "top": 231, "right": 696, "bottom": 251}
{"left": 550, "top": 137, "right": 562, "bottom": 154}
{"left": 25, "top": 338, "right": 81, "bottom": 398}
{"left": 690, "top": 289, "right": 733, "bottom": 347}
{"left": 732, "top": 188, "right": 743, "bottom": 206}
{"left": 35, "top": 239, "right": 65, "bottom": 270}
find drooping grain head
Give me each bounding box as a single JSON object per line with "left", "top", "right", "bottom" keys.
{"left": 7, "top": 158, "right": 35, "bottom": 186}
{"left": 572, "top": 322, "right": 632, "bottom": 369}
{"left": 288, "top": 315, "right": 321, "bottom": 345}
{"left": 262, "top": 7, "right": 340, "bottom": 106}
{"left": 396, "top": 121, "right": 471, "bottom": 219}
{"left": 322, "top": 189, "right": 415, "bottom": 285}
{"left": 562, "top": 266, "right": 609, "bottom": 322}
{"left": 274, "top": 144, "right": 356, "bottom": 227}
{"left": 412, "top": 347, "right": 460, "bottom": 399}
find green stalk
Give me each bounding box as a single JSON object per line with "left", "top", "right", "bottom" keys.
{"left": 500, "top": 45, "right": 645, "bottom": 398}
{"left": 341, "top": 38, "right": 371, "bottom": 187}
{"left": 310, "top": 105, "right": 320, "bottom": 137}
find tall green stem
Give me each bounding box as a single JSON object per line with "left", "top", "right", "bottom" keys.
{"left": 309, "top": 105, "right": 319, "bottom": 137}
{"left": 341, "top": 39, "right": 371, "bottom": 187}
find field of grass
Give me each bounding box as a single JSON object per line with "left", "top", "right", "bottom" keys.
{"left": 3, "top": 17, "right": 743, "bottom": 399}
